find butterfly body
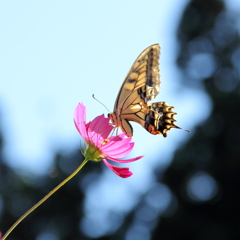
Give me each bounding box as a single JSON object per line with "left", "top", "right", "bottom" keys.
{"left": 109, "top": 44, "right": 189, "bottom": 137}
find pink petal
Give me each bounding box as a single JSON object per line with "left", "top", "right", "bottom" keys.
{"left": 74, "top": 103, "right": 88, "bottom": 140}
{"left": 100, "top": 134, "right": 134, "bottom": 158}
{"left": 109, "top": 133, "right": 129, "bottom": 141}
{"left": 87, "top": 114, "right": 113, "bottom": 146}
{"left": 100, "top": 122, "right": 114, "bottom": 139}
{"left": 100, "top": 133, "right": 130, "bottom": 149}
{"left": 89, "top": 114, "right": 113, "bottom": 137}
{"left": 103, "top": 143, "right": 134, "bottom": 158}
{"left": 85, "top": 122, "right": 91, "bottom": 132}
{"left": 103, "top": 160, "right": 133, "bottom": 178}
{"left": 107, "top": 155, "right": 144, "bottom": 163}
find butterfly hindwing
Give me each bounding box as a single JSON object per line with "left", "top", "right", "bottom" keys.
{"left": 118, "top": 101, "right": 183, "bottom": 138}
{"left": 145, "top": 102, "right": 182, "bottom": 137}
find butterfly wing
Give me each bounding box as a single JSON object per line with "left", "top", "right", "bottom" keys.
{"left": 113, "top": 44, "right": 160, "bottom": 112}
{"left": 109, "top": 44, "right": 160, "bottom": 137}
{"left": 116, "top": 100, "right": 188, "bottom": 137}
{"left": 109, "top": 44, "right": 189, "bottom": 137}
{"left": 146, "top": 102, "right": 190, "bottom": 137}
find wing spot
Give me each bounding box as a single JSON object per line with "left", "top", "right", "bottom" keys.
{"left": 128, "top": 79, "right": 136, "bottom": 83}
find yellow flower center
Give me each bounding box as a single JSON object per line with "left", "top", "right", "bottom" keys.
{"left": 101, "top": 138, "right": 110, "bottom": 145}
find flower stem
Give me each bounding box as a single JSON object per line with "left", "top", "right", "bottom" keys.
{"left": 1, "top": 159, "right": 88, "bottom": 240}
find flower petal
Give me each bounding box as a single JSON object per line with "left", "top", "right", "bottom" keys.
{"left": 89, "top": 114, "right": 113, "bottom": 137}
{"left": 107, "top": 155, "right": 144, "bottom": 163}
{"left": 100, "top": 134, "right": 135, "bottom": 158}
{"left": 103, "top": 160, "right": 133, "bottom": 178}
{"left": 74, "top": 103, "right": 88, "bottom": 140}
{"left": 103, "top": 142, "right": 134, "bottom": 158}
{"left": 87, "top": 114, "right": 113, "bottom": 146}
{"left": 100, "top": 133, "right": 127, "bottom": 148}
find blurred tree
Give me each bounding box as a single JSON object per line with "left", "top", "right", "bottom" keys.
{"left": 150, "top": 0, "right": 240, "bottom": 239}
{"left": 0, "top": 136, "right": 104, "bottom": 240}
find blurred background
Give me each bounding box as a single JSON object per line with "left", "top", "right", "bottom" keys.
{"left": 0, "top": 0, "right": 240, "bottom": 239}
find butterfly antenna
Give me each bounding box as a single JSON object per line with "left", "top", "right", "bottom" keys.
{"left": 92, "top": 94, "right": 110, "bottom": 112}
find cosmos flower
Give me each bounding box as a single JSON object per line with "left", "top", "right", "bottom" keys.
{"left": 74, "top": 103, "right": 143, "bottom": 178}
{"left": 0, "top": 104, "right": 144, "bottom": 240}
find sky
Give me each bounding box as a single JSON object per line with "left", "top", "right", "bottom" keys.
{"left": 1, "top": 0, "right": 239, "bottom": 238}
{"left": 0, "top": 0, "right": 204, "bottom": 174}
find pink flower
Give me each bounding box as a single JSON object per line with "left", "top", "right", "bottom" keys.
{"left": 74, "top": 103, "right": 143, "bottom": 178}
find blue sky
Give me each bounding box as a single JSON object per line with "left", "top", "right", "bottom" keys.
{"left": 1, "top": 0, "right": 239, "bottom": 238}
{"left": 0, "top": 0, "right": 202, "bottom": 174}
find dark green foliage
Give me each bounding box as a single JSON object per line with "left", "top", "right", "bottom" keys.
{"left": 0, "top": 147, "right": 103, "bottom": 240}
{"left": 151, "top": 0, "right": 240, "bottom": 239}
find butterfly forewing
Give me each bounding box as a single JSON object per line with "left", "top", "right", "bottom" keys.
{"left": 114, "top": 44, "right": 160, "bottom": 111}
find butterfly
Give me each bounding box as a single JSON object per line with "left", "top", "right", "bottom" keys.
{"left": 108, "top": 44, "right": 190, "bottom": 137}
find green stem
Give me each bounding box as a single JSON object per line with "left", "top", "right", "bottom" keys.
{"left": 1, "top": 159, "right": 88, "bottom": 240}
